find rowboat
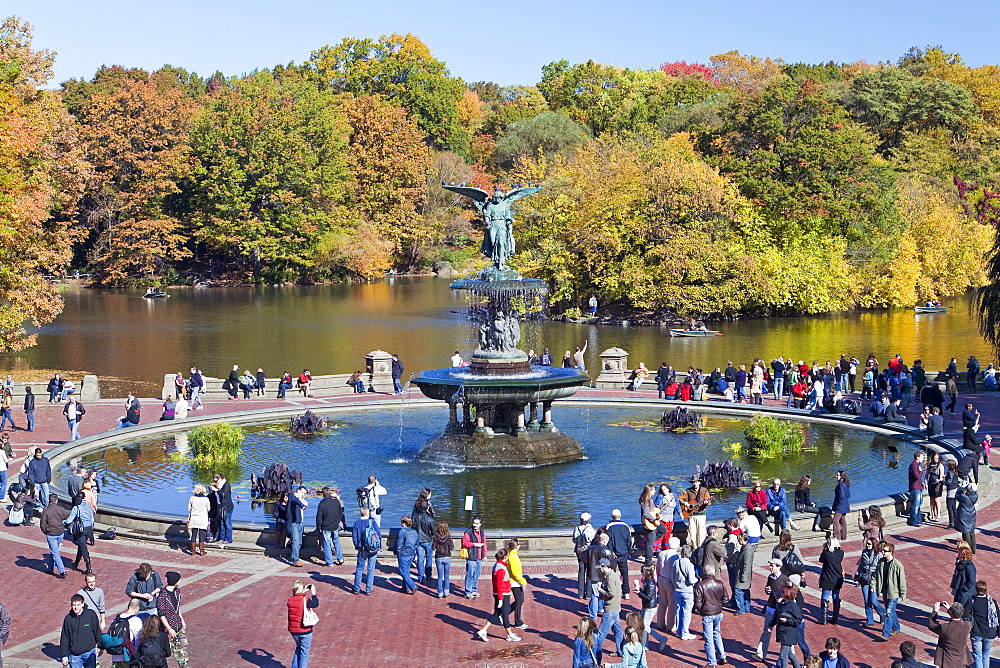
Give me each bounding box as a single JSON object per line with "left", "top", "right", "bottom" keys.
{"left": 669, "top": 329, "right": 720, "bottom": 337}
{"left": 143, "top": 289, "right": 169, "bottom": 299}
{"left": 913, "top": 306, "right": 947, "bottom": 314}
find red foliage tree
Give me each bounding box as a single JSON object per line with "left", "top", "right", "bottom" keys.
{"left": 659, "top": 61, "right": 715, "bottom": 82}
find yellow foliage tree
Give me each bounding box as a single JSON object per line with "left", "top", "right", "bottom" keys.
{"left": 710, "top": 51, "right": 786, "bottom": 94}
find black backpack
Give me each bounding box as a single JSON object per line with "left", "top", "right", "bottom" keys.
{"left": 139, "top": 634, "right": 168, "bottom": 667}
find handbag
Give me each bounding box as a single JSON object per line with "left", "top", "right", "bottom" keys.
{"left": 8, "top": 507, "right": 23, "bottom": 524}
{"left": 301, "top": 606, "right": 319, "bottom": 627}
{"left": 71, "top": 515, "right": 85, "bottom": 539}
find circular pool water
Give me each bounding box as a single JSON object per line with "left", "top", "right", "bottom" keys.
{"left": 55, "top": 404, "right": 916, "bottom": 530}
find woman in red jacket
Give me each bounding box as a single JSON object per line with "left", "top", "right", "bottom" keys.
{"left": 475, "top": 549, "right": 520, "bottom": 642}
{"left": 746, "top": 480, "right": 771, "bottom": 535}
{"left": 287, "top": 580, "right": 319, "bottom": 668}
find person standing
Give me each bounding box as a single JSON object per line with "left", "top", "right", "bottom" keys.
{"left": 23, "top": 386, "right": 34, "bottom": 432}
{"left": 588, "top": 295, "right": 598, "bottom": 317}
{"left": 855, "top": 536, "right": 882, "bottom": 627}
{"left": 287, "top": 486, "right": 308, "bottom": 567}
{"left": 871, "top": 542, "right": 906, "bottom": 641}
{"left": 572, "top": 513, "right": 597, "bottom": 599}
{"left": 831, "top": 470, "right": 851, "bottom": 541}
{"left": 585, "top": 533, "right": 614, "bottom": 619}
{"left": 772, "top": 357, "right": 786, "bottom": 401}
{"left": 77, "top": 573, "right": 106, "bottom": 630}
{"left": 606, "top": 510, "right": 632, "bottom": 600}
{"left": 156, "top": 572, "right": 187, "bottom": 667}
{"left": 634, "top": 564, "right": 667, "bottom": 651}
{"left": 0, "top": 600, "right": 8, "bottom": 668}
{"left": 756, "top": 559, "right": 789, "bottom": 663}
{"left": 360, "top": 475, "right": 388, "bottom": 528}
{"left": 955, "top": 482, "right": 979, "bottom": 553}
{"left": 593, "top": 558, "right": 624, "bottom": 663}
{"left": 697, "top": 525, "right": 727, "bottom": 583}
{"left": 316, "top": 487, "right": 345, "bottom": 566}
{"left": 41, "top": 493, "right": 69, "bottom": 579}
{"left": 679, "top": 477, "right": 712, "bottom": 547}
{"left": 125, "top": 563, "right": 163, "bottom": 616}
{"left": 433, "top": 522, "right": 455, "bottom": 599}
{"left": 392, "top": 516, "right": 418, "bottom": 594}
{"left": 967, "top": 356, "right": 981, "bottom": 393}
{"left": 733, "top": 532, "right": 755, "bottom": 615}
{"left": 908, "top": 452, "right": 925, "bottom": 527}
{"left": 818, "top": 537, "right": 845, "bottom": 625}
{"left": 969, "top": 580, "right": 998, "bottom": 668}
{"left": 462, "top": 515, "right": 487, "bottom": 599}
{"left": 505, "top": 538, "right": 528, "bottom": 627}
{"left": 63, "top": 396, "right": 83, "bottom": 442}
{"left": 655, "top": 536, "right": 679, "bottom": 634}
{"left": 351, "top": 507, "right": 380, "bottom": 595}
{"left": 225, "top": 364, "right": 239, "bottom": 399}
{"left": 693, "top": 563, "right": 728, "bottom": 667}
{"left": 0, "top": 389, "right": 16, "bottom": 432}
{"left": 27, "top": 448, "right": 52, "bottom": 508}
{"left": 286, "top": 580, "right": 319, "bottom": 668}
{"left": 211, "top": 474, "right": 234, "bottom": 545}
{"left": 187, "top": 484, "right": 210, "bottom": 557}
{"left": 391, "top": 355, "right": 404, "bottom": 394}
{"left": 962, "top": 403, "right": 981, "bottom": 452}
{"left": 64, "top": 492, "right": 95, "bottom": 574}
{"left": 412, "top": 496, "right": 435, "bottom": 585}
{"left": 655, "top": 363, "right": 671, "bottom": 399}
{"left": 951, "top": 543, "right": 976, "bottom": 614}
{"left": 671, "top": 545, "right": 698, "bottom": 641}
{"left": 59, "top": 594, "right": 101, "bottom": 668}
{"left": 188, "top": 368, "right": 204, "bottom": 410}
{"left": 928, "top": 601, "right": 973, "bottom": 668}
{"left": 573, "top": 342, "right": 588, "bottom": 371}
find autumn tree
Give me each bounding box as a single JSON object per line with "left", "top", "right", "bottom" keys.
{"left": 308, "top": 34, "right": 469, "bottom": 155}
{"left": 182, "top": 69, "right": 350, "bottom": 281}
{"left": 710, "top": 51, "right": 786, "bottom": 94}
{"left": 493, "top": 111, "right": 591, "bottom": 170}
{"left": 74, "top": 76, "right": 196, "bottom": 284}
{"left": 660, "top": 61, "right": 714, "bottom": 81}
{"left": 0, "top": 17, "right": 85, "bottom": 351}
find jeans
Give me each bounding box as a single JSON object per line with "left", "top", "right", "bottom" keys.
{"left": 397, "top": 551, "right": 416, "bottom": 592}
{"left": 67, "top": 648, "right": 98, "bottom": 668}
{"left": 773, "top": 377, "right": 784, "bottom": 401}
{"left": 674, "top": 589, "right": 694, "bottom": 636}
{"left": 289, "top": 522, "right": 304, "bottom": 562}
{"left": 220, "top": 508, "right": 233, "bottom": 542}
{"left": 290, "top": 631, "right": 312, "bottom": 668}
{"left": 768, "top": 507, "right": 789, "bottom": 532}
{"left": 757, "top": 607, "right": 775, "bottom": 658}
{"left": 702, "top": 614, "right": 725, "bottom": 665}
{"left": 796, "top": 620, "right": 810, "bottom": 658}
{"left": 37, "top": 482, "right": 49, "bottom": 508}
{"left": 60, "top": 388, "right": 75, "bottom": 401}
{"left": 777, "top": 644, "right": 801, "bottom": 668}
{"left": 416, "top": 542, "right": 433, "bottom": 582}
{"left": 49, "top": 388, "right": 58, "bottom": 402}
{"left": 45, "top": 532, "right": 66, "bottom": 574}
{"left": 190, "top": 386, "right": 203, "bottom": 408}
{"left": 354, "top": 550, "right": 378, "bottom": 593}
{"left": 393, "top": 378, "right": 403, "bottom": 394}
{"left": 594, "top": 609, "right": 623, "bottom": 664}
{"left": 909, "top": 488, "right": 923, "bottom": 525}
{"left": 0, "top": 408, "right": 15, "bottom": 430}
{"left": 465, "top": 559, "right": 482, "bottom": 594}
{"left": 321, "top": 529, "right": 342, "bottom": 564}
{"left": 735, "top": 588, "right": 751, "bottom": 614}
{"left": 972, "top": 635, "right": 994, "bottom": 668}
{"left": 25, "top": 409, "right": 33, "bottom": 431}
{"left": 588, "top": 588, "right": 605, "bottom": 619}
{"left": 436, "top": 556, "right": 451, "bottom": 596}
{"left": 0, "top": 470, "right": 7, "bottom": 499}
{"left": 860, "top": 583, "right": 876, "bottom": 624}
{"left": 68, "top": 417, "right": 80, "bottom": 441}
{"left": 872, "top": 596, "right": 900, "bottom": 638}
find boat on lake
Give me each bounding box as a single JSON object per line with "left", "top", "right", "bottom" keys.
{"left": 669, "top": 329, "right": 721, "bottom": 337}
{"left": 143, "top": 288, "right": 169, "bottom": 299}
{"left": 913, "top": 305, "right": 947, "bottom": 314}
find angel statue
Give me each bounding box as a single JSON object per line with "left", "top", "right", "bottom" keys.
{"left": 442, "top": 183, "right": 542, "bottom": 270}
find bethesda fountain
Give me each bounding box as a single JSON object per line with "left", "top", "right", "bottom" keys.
{"left": 411, "top": 183, "right": 589, "bottom": 467}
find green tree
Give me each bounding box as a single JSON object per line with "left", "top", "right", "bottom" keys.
{"left": 493, "top": 111, "right": 591, "bottom": 170}
{"left": 182, "top": 69, "right": 350, "bottom": 280}
{"left": 308, "top": 34, "right": 469, "bottom": 155}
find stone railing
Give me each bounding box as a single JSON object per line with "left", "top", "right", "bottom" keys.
{"left": 2, "top": 376, "right": 101, "bottom": 401}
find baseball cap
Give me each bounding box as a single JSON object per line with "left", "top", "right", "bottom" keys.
{"left": 767, "top": 558, "right": 783, "bottom": 567}
{"left": 598, "top": 558, "right": 611, "bottom": 567}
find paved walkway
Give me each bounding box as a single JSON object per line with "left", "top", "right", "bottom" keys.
{"left": 1, "top": 386, "right": 999, "bottom": 666}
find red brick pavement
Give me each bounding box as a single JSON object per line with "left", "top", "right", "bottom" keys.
{"left": 2, "top": 387, "right": 1000, "bottom": 666}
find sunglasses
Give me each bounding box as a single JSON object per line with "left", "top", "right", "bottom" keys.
{"left": 882, "top": 549, "right": 891, "bottom": 554}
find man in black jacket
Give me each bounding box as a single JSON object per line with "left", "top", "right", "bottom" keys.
{"left": 885, "top": 398, "right": 907, "bottom": 424}
{"left": 693, "top": 564, "right": 728, "bottom": 667}
{"left": 585, "top": 533, "right": 614, "bottom": 619}
{"left": 23, "top": 386, "right": 34, "bottom": 432}
{"left": 60, "top": 594, "right": 101, "bottom": 667}
{"left": 655, "top": 363, "right": 670, "bottom": 399}
{"left": 605, "top": 510, "right": 632, "bottom": 600}
{"left": 962, "top": 403, "right": 982, "bottom": 453}
{"left": 316, "top": 487, "right": 346, "bottom": 566}
{"left": 391, "top": 355, "right": 404, "bottom": 394}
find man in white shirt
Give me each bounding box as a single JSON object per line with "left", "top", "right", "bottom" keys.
{"left": 451, "top": 351, "right": 463, "bottom": 367}
{"left": 361, "top": 475, "right": 388, "bottom": 528}
{"left": 736, "top": 506, "right": 762, "bottom": 544}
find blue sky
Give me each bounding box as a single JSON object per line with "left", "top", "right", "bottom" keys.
{"left": 12, "top": 0, "right": 1000, "bottom": 87}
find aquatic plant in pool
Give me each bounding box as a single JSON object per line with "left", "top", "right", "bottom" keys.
{"left": 188, "top": 422, "right": 245, "bottom": 465}
{"left": 743, "top": 414, "right": 806, "bottom": 459}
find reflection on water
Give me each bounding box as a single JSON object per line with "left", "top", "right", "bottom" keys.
{"left": 6, "top": 281, "right": 991, "bottom": 396}
{"left": 56, "top": 406, "right": 916, "bottom": 529}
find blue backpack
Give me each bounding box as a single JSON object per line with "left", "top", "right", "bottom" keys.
{"left": 361, "top": 522, "right": 381, "bottom": 551}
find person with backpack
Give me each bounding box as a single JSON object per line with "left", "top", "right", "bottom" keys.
{"left": 64, "top": 491, "right": 95, "bottom": 575}
{"left": 104, "top": 598, "right": 143, "bottom": 668}
{"left": 572, "top": 513, "right": 597, "bottom": 600}
{"left": 125, "top": 563, "right": 163, "bottom": 616}
{"left": 155, "top": 572, "right": 186, "bottom": 667}
{"left": 970, "top": 580, "right": 998, "bottom": 668}
{"left": 351, "top": 506, "right": 381, "bottom": 595}
{"left": 462, "top": 515, "right": 487, "bottom": 599}
{"left": 137, "top": 615, "right": 171, "bottom": 668}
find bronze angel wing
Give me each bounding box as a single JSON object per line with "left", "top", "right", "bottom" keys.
{"left": 501, "top": 186, "right": 542, "bottom": 203}
{"left": 442, "top": 184, "right": 491, "bottom": 202}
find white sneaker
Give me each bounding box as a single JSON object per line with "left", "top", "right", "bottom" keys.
{"left": 476, "top": 629, "right": 489, "bottom": 642}
{"left": 623, "top": 593, "right": 630, "bottom": 600}
{"left": 516, "top": 623, "right": 528, "bottom": 630}
{"left": 790, "top": 522, "right": 801, "bottom": 531}
{"left": 680, "top": 634, "right": 697, "bottom": 641}
{"left": 506, "top": 634, "right": 521, "bottom": 642}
